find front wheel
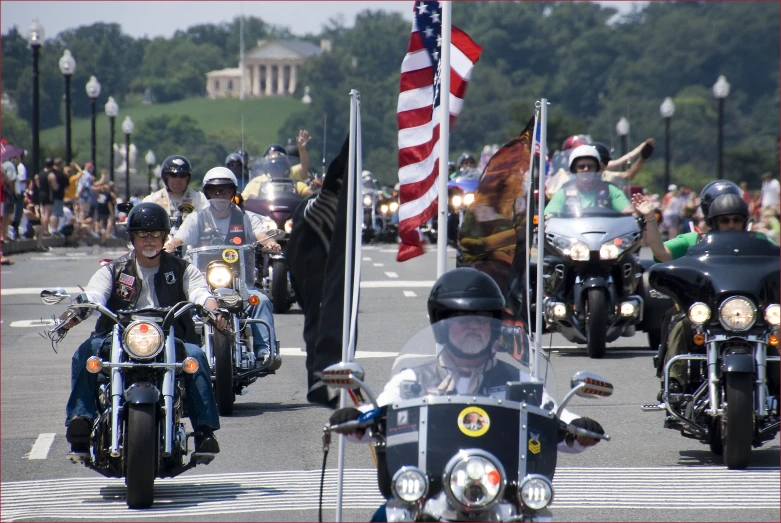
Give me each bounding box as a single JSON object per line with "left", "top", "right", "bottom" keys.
{"left": 213, "top": 330, "right": 235, "bottom": 416}
{"left": 125, "top": 404, "right": 157, "bottom": 509}
{"left": 722, "top": 373, "right": 754, "bottom": 469}
{"left": 586, "top": 289, "right": 608, "bottom": 359}
{"left": 271, "top": 259, "right": 291, "bottom": 314}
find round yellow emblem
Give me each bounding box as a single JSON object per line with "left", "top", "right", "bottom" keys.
{"left": 222, "top": 248, "right": 239, "bottom": 263}
{"left": 457, "top": 406, "right": 490, "bottom": 437}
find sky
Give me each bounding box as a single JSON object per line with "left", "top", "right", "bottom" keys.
{"left": 1, "top": 1, "right": 645, "bottom": 40}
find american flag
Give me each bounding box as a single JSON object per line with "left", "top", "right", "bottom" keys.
{"left": 396, "top": 1, "right": 482, "bottom": 262}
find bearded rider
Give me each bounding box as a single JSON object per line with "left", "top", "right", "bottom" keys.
{"left": 164, "top": 167, "right": 282, "bottom": 368}
{"left": 63, "top": 203, "right": 224, "bottom": 456}
{"left": 544, "top": 145, "right": 634, "bottom": 216}
{"left": 143, "top": 155, "right": 208, "bottom": 218}
{"left": 329, "top": 268, "right": 605, "bottom": 521}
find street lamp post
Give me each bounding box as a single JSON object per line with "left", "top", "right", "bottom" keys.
{"left": 58, "top": 49, "right": 76, "bottom": 163}
{"left": 144, "top": 150, "right": 156, "bottom": 195}
{"left": 659, "top": 97, "right": 676, "bottom": 192}
{"left": 104, "top": 96, "right": 119, "bottom": 182}
{"left": 27, "top": 18, "right": 44, "bottom": 176}
{"left": 712, "top": 75, "right": 730, "bottom": 179}
{"left": 616, "top": 117, "right": 630, "bottom": 167}
{"left": 121, "top": 116, "right": 134, "bottom": 202}
{"left": 86, "top": 76, "right": 101, "bottom": 172}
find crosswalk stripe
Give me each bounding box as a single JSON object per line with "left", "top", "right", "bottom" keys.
{"left": 2, "top": 467, "right": 777, "bottom": 520}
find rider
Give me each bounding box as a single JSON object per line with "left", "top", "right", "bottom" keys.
{"left": 143, "top": 155, "right": 208, "bottom": 218}
{"left": 592, "top": 139, "right": 655, "bottom": 187}
{"left": 241, "top": 142, "right": 314, "bottom": 199}
{"left": 544, "top": 144, "right": 634, "bottom": 215}
{"left": 545, "top": 135, "right": 590, "bottom": 198}
{"left": 329, "top": 268, "right": 605, "bottom": 520}
{"left": 164, "top": 167, "right": 282, "bottom": 368}
{"left": 62, "top": 203, "right": 224, "bottom": 456}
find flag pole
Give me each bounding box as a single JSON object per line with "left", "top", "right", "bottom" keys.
{"left": 526, "top": 108, "right": 539, "bottom": 356}
{"left": 436, "top": 1, "right": 452, "bottom": 278}
{"left": 533, "top": 99, "right": 548, "bottom": 381}
{"left": 335, "top": 89, "right": 361, "bottom": 523}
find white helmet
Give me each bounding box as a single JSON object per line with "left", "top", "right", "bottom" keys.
{"left": 202, "top": 167, "right": 238, "bottom": 189}
{"left": 568, "top": 145, "right": 602, "bottom": 173}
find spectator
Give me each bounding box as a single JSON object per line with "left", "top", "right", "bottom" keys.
{"left": 761, "top": 172, "right": 780, "bottom": 211}
{"left": 76, "top": 162, "right": 95, "bottom": 225}
{"left": 22, "top": 202, "right": 48, "bottom": 252}
{"left": 49, "top": 158, "right": 69, "bottom": 236}
{"left": 661, "top": 184, "right": 684, "bottom": 239}
{"left": 94, "top": 182, "right": 116, "bottom": 242}
{"left": 739, "top": 181, "right": 751, "bottom": 203}
{"left": 1, "top": 154, "right": 18, "bottom": 241}
{"left": 754, "top": 207, "right": 781, "bottom": 244}
{"left": 36, "top": 158, "right": 55, "bottom": 236}
{"left": 11, "top": 152, "right": 28, "bottom": 240}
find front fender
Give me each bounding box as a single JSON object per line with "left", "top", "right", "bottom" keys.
{"left": 723, "top": 352, "right": 755, "bottom": 373}
{"left": 581, "top": 276, "right": 608, "bottom": 289}
{"left": 125, "top": 382, "right": 161, "bottom": 404}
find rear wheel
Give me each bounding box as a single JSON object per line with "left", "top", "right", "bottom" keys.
{"left": 271, "top": 260, "right": 291, "bottom": 314}
{"left": 125, "top": 404, "right": 157, "bottom": 509}
{"left": 586, "top": 289, "right": 607, "bottom": 359}
{"left": 213, "top": 330, "right": 235, "bottom": 416}
{"left": 722, "top": 373, "right": 754, "bottom": 469}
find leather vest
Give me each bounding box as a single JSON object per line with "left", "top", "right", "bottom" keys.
{"left": 196, "top": 207, "right": 248, "bottom": 246}
{"left": 94, "top": 251, "right": 199, "bottom": 344}
{"left": 562, "top": 179, "right": 612, "bottom": 213}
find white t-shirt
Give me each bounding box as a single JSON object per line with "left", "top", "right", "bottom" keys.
{"left": 174, "top": 207, "right": 265, "bottom": 248}
{"left": 762, "top": 179, "right": 780, "bottom": 209}
{"left": 15, "top": 163, "right": 27, "bottom": 194}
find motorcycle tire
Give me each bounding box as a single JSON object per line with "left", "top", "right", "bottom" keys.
{"left": 586, "top": 289, "right": 608, "bottom": 359}
{"left": 125, "top": 403, "right": 157, "bottom": 509}
{"left": 709, "top": 417, "right": 724, "bottom": 456}
{"left": 722, "top": 373, "right": 754, "bottom": 469}
{"left": 213, "top": 330, "right": 235, "bottom": 416}
{"left": 271, "top": 260, "right": 291, "bottom": 314}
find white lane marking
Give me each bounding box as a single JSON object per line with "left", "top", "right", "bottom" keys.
{"left": 9, "top": 319, "right": 56, "bottom": 328}
{"left": 384, "top": 271, "right": 399, "bottom": 278}
{"left": 27, "top": 433, "right": 56, "bottom": 460}
{"left": 403, "top": 291, "right": 417, "bottom": 298}
{"left": 1, "top": 287, "right": 83, "bottom": 296}
{"left": 373, "top": 263, "right": 384, "bottom": 267}
{"left": 279, "top": 348, "right": 397, "bottom": 359}
{"left": 361, "top": 280, "right": 434, "bottom": 288}
{"left": 362, "top": 257, "right": 372, "bottom": 261}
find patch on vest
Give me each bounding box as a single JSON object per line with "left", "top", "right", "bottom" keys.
{"left": 232, "top": 237, "right": 242, "bottom": 245}
{"left": 118, "top": 273, "right": 135, "bottom": 286}
{"left": 164, "top": 271, "right": 176, "bottom": 284}
{"left": 229, "top": 224, "right": 243, "bottom": 232}
{"left": 114, "top": 282, "right": 135, "bottom": 301}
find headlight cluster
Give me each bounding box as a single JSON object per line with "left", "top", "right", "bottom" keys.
{"left": 765, "top": 304, "right": 780, "bottom": 326}
{"left": 284, "top": 219, "right": 293, "bottom": 234}
{"left": 445, "top": 453, "right": 504, "bottom": 509}
{"left": 718, "top": 296, "right": 756, "bottom": 332}
{"left": 451, "top": 193, "right": 475, "bottom": 209}
{"left": 393, "top": 467, "right": 428, "bottom": 502}
{"left": 380, "top": 201, "right": 399, "bottom": 215}
{"left": 518, "top": 474, "right": 554, "bottom": 510}
{"left": 363, "top": 195, "right": 373, "bottom": 207}
{"left": 207, "top": 265, "right": 233, "bottom": 289}
{"left": 688, "top": 302, "right": 711, "bottom": 324}
{"left": 599, "top": 232, "right": 640, "bottom": 260}
{"left": 548, "top": 234, "right": 590, "bottom": 261}
{"left": 122, "top": 321, "right": 164, "bottom": 360}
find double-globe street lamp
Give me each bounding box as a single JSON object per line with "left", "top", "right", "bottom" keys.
{"left": 27, "top": 18, "right": 44, "bottom": 176}
{"left": 145, "top": 150, "right": 156, "bottom": 195}
{"left": 616, "top": 117, "right": 630, "bottom": 164}
{"left": 121, "top": 116, "right": 134, "bottom": 202}
{"left": 659, "top": 97, "right": 676, "bottom": 192}
{"left": 86, "top": 76, "right": 101, "bottom": 172}
{"left": 104, "top": 96, "right": 119, "bottom": 182}
{"left": 58, "top": 49, "right": 76, "bottom": 163}
{"left": 712, "top": 75, "right": 731, "bottom": 179}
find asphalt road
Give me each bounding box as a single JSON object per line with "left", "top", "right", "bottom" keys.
{"left": 1, "top": 244, "right": 778, "bottom": 522}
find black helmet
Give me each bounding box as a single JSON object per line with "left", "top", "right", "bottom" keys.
{"left": 127, "top": 202, "right": 171, "bottom": 235}
{"left": 160, "top": 155, "right": 193, "bottom": 190}
{"left": 225, "top": 152, "right": 243, "bottom": 177}
{"left": 707, "top": 193, "right": 748, "bottom": 227}
{"left": 699, "top": 180, "right": 741, "bottom": 217}
{"left": 235, "top": 149, "right": 249, "bottom": 166}
{"left": 428, "top": 268, "right": 505, "bottom": 325}
{"left": 456, "top": 153, "right": 476, "bottom": 169}
{"left": 590, "top": 142, "right": 612, "bottom": 166}
{"left": 264, "top": 144, "right": 288, "bottom": 158}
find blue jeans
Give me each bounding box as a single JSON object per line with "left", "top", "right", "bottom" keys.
{"left": 247, "top": 286, "right": 276, "bottom": 355}
{"left": 65, "top": 334, "right": 220, "bottom": 430}
{"left": 371, "top": 503, "right": 387, "bottom": 522}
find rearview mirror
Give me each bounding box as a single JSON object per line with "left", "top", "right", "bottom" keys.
{"left": 117, "top": 202, "right": 133, "bottom": 214}
{"left": 320, "top": 361, "right": 366, "bottom": 389}
{"left": 570, "top": 371, "right": 614, "bottom": 398}
{"left": 40, "top": 288, "right": 70, "bottom": 305}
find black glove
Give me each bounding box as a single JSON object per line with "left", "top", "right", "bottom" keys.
{"left": 329, "top": 407, "right": 362, "bottom": 427}
{"left": 567, "top": 417, "right": 604, "bottom": 447}
{"left": 641, "top": 142, "right": 654, "bottom": 160}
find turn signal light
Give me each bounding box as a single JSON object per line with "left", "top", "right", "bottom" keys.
{"left": 769, "top": 335, "right": 779, "bottom": 347}
{"left": 693, "top": 334, "right": 705, "bottom": 346}
{"left": 248, "top": 295, "right": 260, "bottom": 306}
{"left": 86, "top": 356, "right": 103, "bottom": 373}
{"left": 182, "top": 357, "right": 199, "bottom": 374}
{"left": 533, "top": 215, "right": 539, "bottom": 225}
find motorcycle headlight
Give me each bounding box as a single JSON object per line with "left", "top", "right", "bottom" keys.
{"left": 122, "top": 321, "right": 164, "bottom": 360}
{"left": 599, "top": 233, "right": 638, "bottom": 260}
{"left": 363, "top": 195, "right": 372, "bottom": 207}
{"left": 599, "top": 243, "right": 620, "bottom": 260}
{"left": 765, "top": 304, "right": 780, "bottom": 326}
{"left": 207, "top": 265, "right": 233, "bottom": 289}
{"left": 452, "top": 194, "right": 463, "bottom": 208}
{"left": 390, "top": 201, "right": 399, "bottom": 212}
{"left": 688, "top": 302, "right": 711, "bottom": 325}
{"left": 463, "top": 193, "right": 475, "bottom": 206}
{"left": 518, "top": 474, "right": 554, "bottom": 511}
{"left": 393, "top": 467, "right": 428, "bottom": 503}
{"left": 284, "top": 219, "right": 293, "bottom": 234}
{"left": 569, "top": 241, "right": 590, "bottom": 261}
{"left": 380, "top": 204, "right": 389, "bottom": 214}
{"left": 445, "top": 451, "right": 504, "bottom": 509}
{"left": 719, "top": 296, "right": 757, "bottom": 332}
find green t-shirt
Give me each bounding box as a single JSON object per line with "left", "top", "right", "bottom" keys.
{"left": 544, "top": 183, "right": 631, "bottom": 215}
{"left": 657, "top": 231, "right": 773, "bottom": 262}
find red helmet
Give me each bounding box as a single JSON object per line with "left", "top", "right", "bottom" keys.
{"left": 561, "top": 135, "right": 589, "bottom": 151}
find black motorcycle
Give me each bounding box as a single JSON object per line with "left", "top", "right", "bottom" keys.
{"left": 320, "top": 318, "right": 612, "bottom": 522}
{"left": 41, "top": 290, "right": 219, "bottom": 508}
{"left": 641, "top": 232, "right": 780, "bottom": 469}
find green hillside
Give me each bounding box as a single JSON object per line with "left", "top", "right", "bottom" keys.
{"left": 39, "top": 96, "right": 306, "bottom": 168}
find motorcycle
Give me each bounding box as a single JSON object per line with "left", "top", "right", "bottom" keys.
{"left": 244, "top": 160, "right": 304, "bottom": 314}
{"left": 420, "top": 168, "right": 480, "bottom": 246}
{"left": 640, "top": 231, "right": 780, "bottom": 469}
{"left": 185, "top": 242, "right": 281, "bottom": 416}
{"left": 319, "top": 318, "right": 612, "bottom": 522}
{"left": 376, "top": 187, "right": 400, "bottom": 243}
{"left": 40, "top": 290, "right": 219, "bottom": 509}
{"left": 531, "top": 206, "right": 646, "bottom": 359}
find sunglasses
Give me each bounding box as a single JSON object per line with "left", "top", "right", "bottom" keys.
{"left": 717, "top": 216, "right": 746, "bottom": 226}
{"left": 167, "top": 172, "right": 190, "bottom": 179}
{"left": 205, "top": 187, "right": 235, "bottom": 196}
{"left": 133, "top": 231, "right": 165, "bottom": 238}
{"left": 574, "top": 162, "right": 597, "bottom": 171}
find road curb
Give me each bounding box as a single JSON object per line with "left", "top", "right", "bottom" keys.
{"left": 2, "top": 236, "right": 127, "bottom": 255}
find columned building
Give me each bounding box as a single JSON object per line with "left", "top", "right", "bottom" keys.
{"left": 206, "top": 39, "right": 327, "bottom": 99}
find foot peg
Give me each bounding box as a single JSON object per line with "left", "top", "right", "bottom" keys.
{"left": 640, "top": 403, "right": 666, "bottom": 412}
{"left": 190, "top": 452, "right": 216, "bottom": 465}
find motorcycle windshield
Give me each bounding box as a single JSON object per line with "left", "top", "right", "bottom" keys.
{"left": 250, "top": 157, "right": 292, "bottom": 181}
{"left": 383, "top": 318, "right": 560, "bottom": 486}
{"left": 649, "top": 232, "right": 780, "bottom": 308}
{"left": 185, "top": 244, "right": 256, "bottom": 291}
{"left": 453, "top": 167, "right": 482, "bottom": 181}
